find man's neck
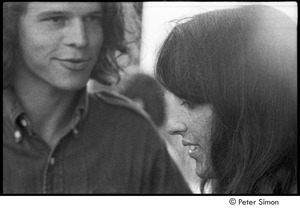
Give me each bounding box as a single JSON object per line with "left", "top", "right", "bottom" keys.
{"left": 13, "top": 68, "right": 80, "bottom": 148}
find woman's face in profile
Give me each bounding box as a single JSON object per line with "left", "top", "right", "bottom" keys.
{"left": 165, "top": 90, "right": 214, "bottom": 179}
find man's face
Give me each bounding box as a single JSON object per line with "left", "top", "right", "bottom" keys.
{"left": 18, "top": 2, "right": 103, "bottom": 90}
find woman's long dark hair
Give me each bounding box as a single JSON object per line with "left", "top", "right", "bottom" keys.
{"left": 3, "top": 2, "right": 132, "bottom": 87}
{"left": 156, "top": 5, "right": 297, "bottom": 194}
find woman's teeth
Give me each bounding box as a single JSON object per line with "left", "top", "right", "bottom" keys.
{"left": 188, "top": 145, "right": 198, "bottom": 152}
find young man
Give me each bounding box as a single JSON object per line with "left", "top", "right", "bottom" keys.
{"left": 3, "top": 2, "right": 191, "bottom": 194}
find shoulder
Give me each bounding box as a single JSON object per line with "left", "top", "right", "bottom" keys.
{"left": 89, "top": 89, "right": 152, "bottom": 123}
{"left": 88, "top": 89, "right": 164, "bottom": 148}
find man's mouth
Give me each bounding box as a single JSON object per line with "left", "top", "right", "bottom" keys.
{"left": 56, "top": 58, "right": 90, "bottom": 71}
{"left": 60, "top": 58, "right": 89, "bottom": 63}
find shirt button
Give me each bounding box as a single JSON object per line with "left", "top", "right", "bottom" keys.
{"left": 72, "top": 128, "right": 79, "bottom": 135}
{"left": 20, "top": 119, "right": 28, "bottom": 127}
{"left": 50, "top": 157, "right": 55, "bottom": 165}
{"left": 14, "top": 130, "right": 22, "bottom": 143}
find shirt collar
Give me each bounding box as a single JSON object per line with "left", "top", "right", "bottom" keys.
{"left": 75, "top": 87, "right": 89, "bottom": 122}
{"left": 3, "top": 85, "right": 89, "bottom": 136}
{"left": 3, "top": 86, "right": 25, "bottom": 128}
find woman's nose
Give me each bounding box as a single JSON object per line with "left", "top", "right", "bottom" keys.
{"left": 166, "top": 119, "right": 188, "bottom": 137}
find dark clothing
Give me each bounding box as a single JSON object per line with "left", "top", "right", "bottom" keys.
{"left": 3, "top": 87, "right": 191, "bottom": 194}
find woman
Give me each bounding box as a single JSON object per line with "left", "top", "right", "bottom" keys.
{"left": 156, "top": 5, "right": 297, "bottom": 194}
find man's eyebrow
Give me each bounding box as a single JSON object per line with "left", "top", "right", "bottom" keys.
{"left": 37, "top": 11, "right": 71, "bottom": 18}
{"left": 37, "top": 10, "right": 103, "bottom": 18}
{"left": 86, "top": 11, "right": 103, "bottom": 16}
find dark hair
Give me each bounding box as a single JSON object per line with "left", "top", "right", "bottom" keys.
{"left": 3, "top": 2, "right": 130, "bottom": 87}
{"left": 156, "top": 5, "right": 297, "bottom": 194}
{"left": 120, "top": 73, "right": 166, "bottom": 127}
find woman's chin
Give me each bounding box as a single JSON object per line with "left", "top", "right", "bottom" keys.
{"left": 195, "top": 164, "right": 212, "bottom": 179}
{"left": 195, "top": 165, "right": 205, "bottom": 178}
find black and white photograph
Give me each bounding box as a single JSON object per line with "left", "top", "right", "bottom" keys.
{"left": 2, "top": 1, "right": 298, "bottom": 208}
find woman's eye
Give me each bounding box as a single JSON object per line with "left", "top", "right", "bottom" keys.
{"left": 180, "top": 100, "right": 196, "bottom": 109}
{"left": 181, "top": 100, "right": 187, "bottom": 106}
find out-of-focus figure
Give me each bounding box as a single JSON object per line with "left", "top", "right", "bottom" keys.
{"left": 120, "top": 72, "right": 200, "bottom": 192}
{"left": 119, "top": 73, "right": 166, "bottom": 127}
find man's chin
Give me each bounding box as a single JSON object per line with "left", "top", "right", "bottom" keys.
{"left": 53, "top": 80, "right": 88, "bottom": 92}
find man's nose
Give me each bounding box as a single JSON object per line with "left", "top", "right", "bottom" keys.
{"left": 65, "top": 19, "right": 87, "bottom": 48}
{"left": 166, "top": 119, "right": 188, "bottom": 137}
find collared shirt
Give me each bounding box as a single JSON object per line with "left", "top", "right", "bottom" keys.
{"left": 3, "top": 86, "right": 191, "bottom": 194}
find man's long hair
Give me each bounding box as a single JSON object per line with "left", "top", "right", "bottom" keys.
{"left": 3, "top": 2, "right": 133, "bottom": 87}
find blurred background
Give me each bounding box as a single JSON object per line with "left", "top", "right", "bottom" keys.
{"left": 88, "top": 2, "right": 297, "bottom": 193}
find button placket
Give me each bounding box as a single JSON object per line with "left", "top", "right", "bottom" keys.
{"left": 44, "top": 155, "right": 57, "bottom": 193}
{"left": 44, "top": 139, "right": 66, "bottom": 193}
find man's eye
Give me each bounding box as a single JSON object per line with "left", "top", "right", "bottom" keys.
{"left": 86, "top": 15, "right": 102, "bottom": 23}
{"left": 43, "top": 16, "right": 66, "bottom": 24}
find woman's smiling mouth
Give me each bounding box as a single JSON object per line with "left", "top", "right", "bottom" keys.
{"left": 182, "top": 140, "right": 201, "bottom": 158}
